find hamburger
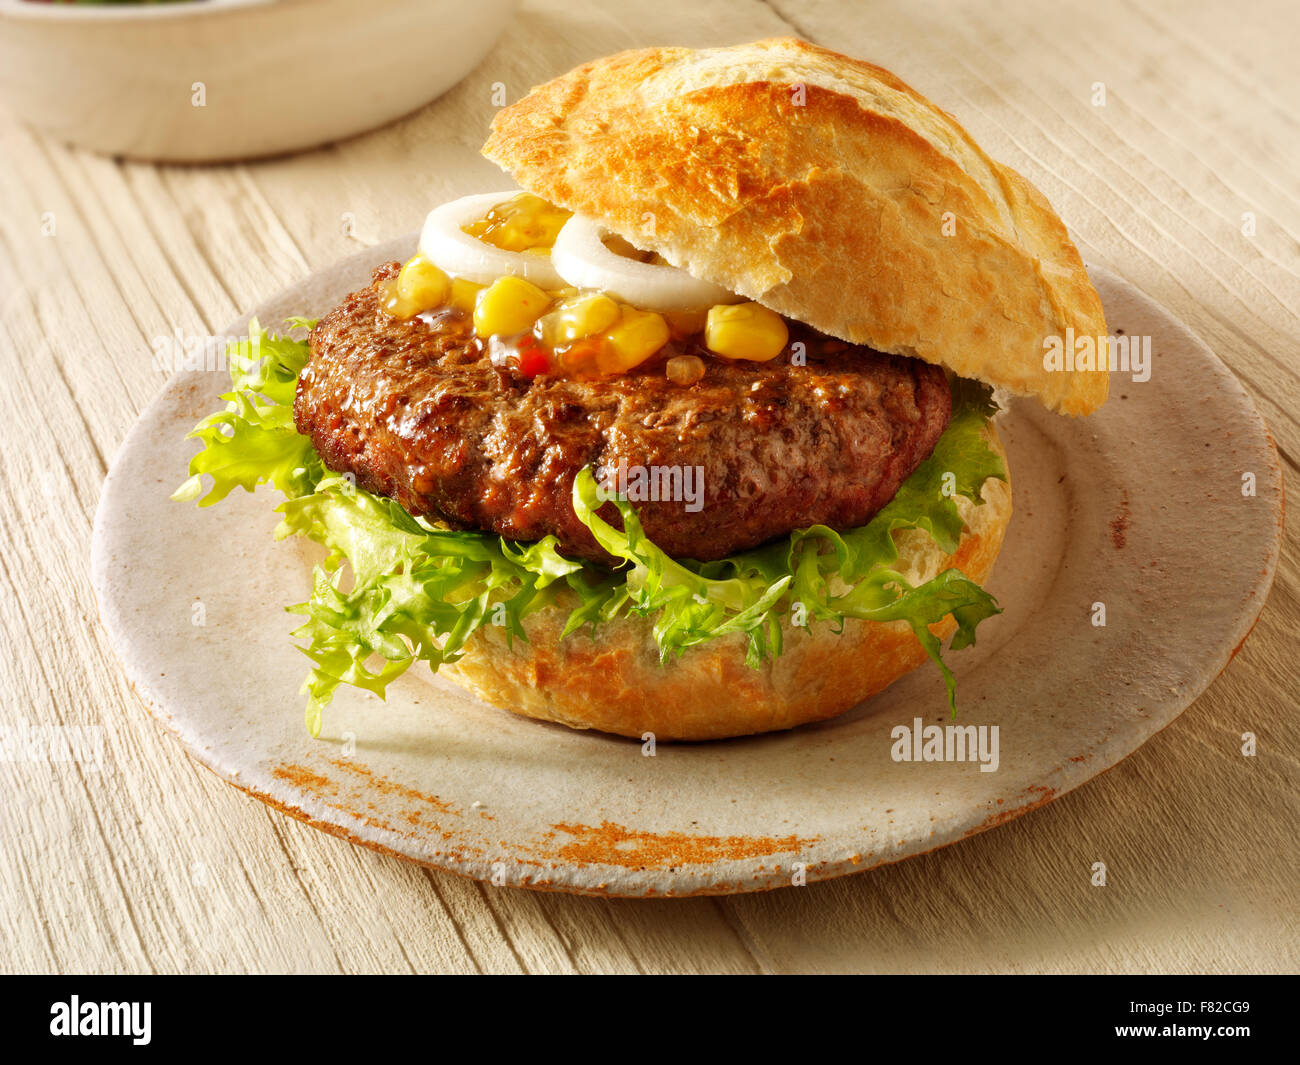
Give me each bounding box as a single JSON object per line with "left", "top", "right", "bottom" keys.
{"left": 175, "top": 38, "right": 1107, "bottom": 741}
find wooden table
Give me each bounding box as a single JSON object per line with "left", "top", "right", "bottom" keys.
{"left": 2, "top": 0, "right": 1296, "bottom": 974}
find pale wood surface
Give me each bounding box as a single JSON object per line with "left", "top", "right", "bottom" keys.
{"left": 2, "top": 0, "right": 1297, "bottom": 974}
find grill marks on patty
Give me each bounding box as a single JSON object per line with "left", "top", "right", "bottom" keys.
{"left": 294, "top": 262, "right": 953, "bottom": 563}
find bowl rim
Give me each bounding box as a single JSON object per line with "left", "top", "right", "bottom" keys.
{"left": 0, "top": 0, "right": 283, "bottom": 24}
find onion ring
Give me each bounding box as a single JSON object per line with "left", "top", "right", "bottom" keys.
{"left": 550, "top": 215, "right": 740, "bottom": 311}
{"left": 418, "top": 192, "right": 565, "bottom": 288}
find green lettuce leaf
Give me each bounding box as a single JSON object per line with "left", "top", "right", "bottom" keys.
{"left": 175, "top": 321, "right": 1006, "bottom": 734}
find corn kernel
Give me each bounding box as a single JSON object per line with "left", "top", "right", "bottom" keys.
{"left": 397, "top": 255, "right": 450, "bottom": 311}
{"left": 666, "top": 354, "right": 706, "bottom": 386}
{"left": 449, "top": 278, "right": 484, "bottom": 315}
{"left": 705, "top": 302, "right": 788, "bottom": 361}
{"left": 473, "top": 275, "right": 552, "bottom": 337}
{"left": 665, "top": 309, "right": 708, "bottom": 338}
{"left": 599, "top": 309, "right": 670, "bottom": 373}
{"left": 378, "top": 278, "right": 419, "bottom": 320}
{"left": 537, "top": 293, "right": 621, "bottom": 348}
{"left": 463, "top": 193, "right": 572, "bottom": 252}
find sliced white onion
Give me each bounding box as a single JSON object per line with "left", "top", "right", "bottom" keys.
{"left": 418, "top": 192, "right": 565, "bottom": 288}
{"left": 550, "top": 215, "right": 741, "bottom": 312}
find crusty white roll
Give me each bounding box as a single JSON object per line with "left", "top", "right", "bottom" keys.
{"left": 484, "top": 37, "right": 1108, "bottom": 416}
{"left": 443, "top": 427, "right": 1012, "bottom": 741}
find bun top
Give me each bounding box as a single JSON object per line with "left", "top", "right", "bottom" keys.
{"left": 483, "top": 37, "right": 1108, "bottom": 416}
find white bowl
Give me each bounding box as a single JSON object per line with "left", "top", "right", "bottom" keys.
{"left": 0, "top": 0, "right": 516, "bottom": 162}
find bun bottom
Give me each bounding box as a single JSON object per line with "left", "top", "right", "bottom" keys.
{"left": 443, "top": 426, "right": 1011, "bottom": 741}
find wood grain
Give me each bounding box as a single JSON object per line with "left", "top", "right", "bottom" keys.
{"left": 1, "top": 0, "right": 1295, "bottom": 974}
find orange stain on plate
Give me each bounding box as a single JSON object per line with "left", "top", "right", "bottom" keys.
{"left": 971, "top": 784, "right": 1057, "bottom": 833}
{"left": 271, "top": 760, "right": 462, "bottom": 841}
{"left": 328, "top": 758, "right": 455, "bottom": 814}
{"left": 1110, "top": 489, "right": 1131, "bottom": 549}
{"left": 271, "top": 763, "right": 335, "bottom": 794}
{"left": 547, "top": 820, "right": 817, "bottom": 869}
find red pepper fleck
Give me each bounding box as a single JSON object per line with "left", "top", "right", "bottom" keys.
{"left": 516, "top": 337, "right": 550, "bottom": 379}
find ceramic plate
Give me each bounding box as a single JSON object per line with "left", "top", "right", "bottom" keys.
{"left": 90, "top": 239, "right": 1284, "bottom": 896}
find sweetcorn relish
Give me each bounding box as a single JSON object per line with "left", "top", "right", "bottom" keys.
{"left": 384, "top": 198, "right": 792, "bottom": 381}
{"left": 462, "top": 193, "right": 572, "bottom": 253}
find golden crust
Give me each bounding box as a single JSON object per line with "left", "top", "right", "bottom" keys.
{"left": 483, "top": 38, "right": 1108, "bottom": 416}
{"left": 442, "top": 426, "right": 1012, "bottom": 741}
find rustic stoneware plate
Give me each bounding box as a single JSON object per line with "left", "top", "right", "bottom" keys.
{"left": 91, "top": 239, "right": 1284, "bottom": 896}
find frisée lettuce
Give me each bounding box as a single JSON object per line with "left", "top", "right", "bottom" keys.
{"left": 174, "top": 321, "right": 1007, "bottom": 735}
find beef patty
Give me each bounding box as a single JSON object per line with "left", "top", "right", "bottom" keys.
{"left": 294, "top": 262, "right": 952, "bottom": 563}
